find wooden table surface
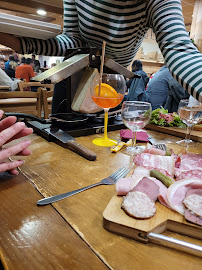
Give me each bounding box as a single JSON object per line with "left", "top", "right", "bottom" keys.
{"left": 0, "top": 129, "right": 202, "bottom": 270}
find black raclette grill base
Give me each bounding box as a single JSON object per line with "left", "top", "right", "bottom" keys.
{"left": 26, "top": 120, "right": 125, "bottom": 142}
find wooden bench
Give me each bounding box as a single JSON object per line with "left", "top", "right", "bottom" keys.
{"left": 0, "top": 90, "right": 42, "bottom": 117}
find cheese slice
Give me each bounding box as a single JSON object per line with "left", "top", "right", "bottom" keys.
{"left": 71, "top": 67, "right": 103, "bottom": 114}
{"left": 111, "top": 139, "right": 132, "bottom": 153}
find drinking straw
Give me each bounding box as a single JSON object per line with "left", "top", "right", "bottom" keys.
{"left": 98, "top": 41, "right": 106, "bottom": 97}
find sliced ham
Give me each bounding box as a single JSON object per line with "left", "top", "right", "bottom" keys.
{"left": 116, "top": 176, "right": 134, "bottom": 196}
{"left": 149, "top": 178, "right": 170, "bottom": 207}
{"left": 130, "top": 166, "right": 150, "bottom": 189}
{"left": 143, "top": 146, "right": 166, "bottom": 156}
{"left": 186, "top": 188, "right": 202, "bottom": 197}
{"left": 116, "top": 166, "right": 150, "bottom": 195}
{"left": 116, "top": 166, "right": 170, "bottom": 208}
{"left": 167, "top": 179, "right": 202, "bottom": 215}
{"left": 122, "top": 191, "right": 156, "bottom": 219}
{"left": 131, "top": 177, "right": 160, "bottom": 201}
{"left": 134, "top": 153, "right": 175, "bottom": 177}
{"left": 175, "top": 153, "right": 202, "bottom": 180}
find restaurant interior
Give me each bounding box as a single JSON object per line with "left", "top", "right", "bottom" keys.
{"left": 0, "top": 1, "right": 202, "bottom": 270}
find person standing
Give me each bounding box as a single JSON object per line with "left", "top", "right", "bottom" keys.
{"left": 0, "top": 0, "right": 201, "bottom": 104}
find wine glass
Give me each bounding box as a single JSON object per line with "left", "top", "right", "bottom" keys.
{"left": 121, "top": 101, "right": 151, "bottom": 155}
{"left": 91, "top": 73, "right": 126, "bottom": 147}
{"left": 176, "top": 99, "right": 202, "bottom": 147}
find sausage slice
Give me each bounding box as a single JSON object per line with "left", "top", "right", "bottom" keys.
{"left": 122, "top": 191, "right": 156, "bottom": 219}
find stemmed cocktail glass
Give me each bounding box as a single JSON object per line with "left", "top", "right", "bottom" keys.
{"left": 176, "top": 99, "right": 202, "bottom": 147}
{"left": 91, "top": 73, "right": 126, "bottom": 147}
{"left": 121, "top": 101, "right": 151, "bottom": 155}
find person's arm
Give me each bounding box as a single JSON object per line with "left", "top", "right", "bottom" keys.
{"left": 0, "top": 33, "right": 21, "bottom": 52}
{"left": 0, "top": 1, "right": 85, "bottom": 56}
{"left": 0, "top": 110, "right": 33, "bottom": 175}
{"left": 148, "top": 0, "right": 202, "bottom": 103}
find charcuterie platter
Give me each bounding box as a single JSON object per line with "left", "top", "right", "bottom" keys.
{"left": 103, "top": 146, "right": 202, "bottom": 257}
{"left": 103, "top": 195, "right": 202, "bottom": 256}
{"left": 103, "top": 194, "right": 201, "bottom": 240}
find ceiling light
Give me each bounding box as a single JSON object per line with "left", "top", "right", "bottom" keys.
{"left": 37, "top": 9, "right": 47, "bottom": 16}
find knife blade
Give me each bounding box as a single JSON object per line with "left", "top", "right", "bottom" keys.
{"left": 44, "top": 127, "right": 97, "bottom": 161}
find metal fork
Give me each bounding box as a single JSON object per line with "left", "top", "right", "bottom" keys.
{"left": 37, "top": 167, "right": 130, "bottom": 206}
{"left": 153, "top": 143, "right": 167, "bottom": 151}
{"left": 148, "top": 137, "right": 167, "bottom": 151}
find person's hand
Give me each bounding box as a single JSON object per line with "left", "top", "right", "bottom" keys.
{"left": 0, "top": 110, "right": 33, "bottom": 175}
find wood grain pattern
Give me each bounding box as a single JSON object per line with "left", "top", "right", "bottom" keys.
{"left": 146, "top": 124, "right": 202, "bottom": 142}
{"left": 0, "top": 172, "right": 108, "bottom": 270}
{"left": 2, "top": 130, "right": 202, "bottom": 270}
{"left": 103, "top": 195, "right": 202, "bottom": 244}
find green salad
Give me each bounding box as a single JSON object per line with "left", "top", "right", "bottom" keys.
{"left": 149, "top": 107, "right": 184, "bottom": 127}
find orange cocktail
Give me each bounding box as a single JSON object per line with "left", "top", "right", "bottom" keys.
{"left": 92, "top": 83, "right": 124, "bottom": 109}
{"left": 91, "top": 74, "right": 126, "bottom": 147}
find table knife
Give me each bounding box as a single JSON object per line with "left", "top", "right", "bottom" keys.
{"left": 44, "top": 127, "right": 97, "bottom": 161}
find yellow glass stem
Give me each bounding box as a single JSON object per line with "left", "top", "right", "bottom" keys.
{"left": 103, "top": 109, "right": 109, "bottom": 140}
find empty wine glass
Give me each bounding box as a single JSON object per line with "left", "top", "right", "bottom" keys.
{"left": 121, "top": 101, "right": 151, "bottom": 155}
{"left": 176, "top": 99, "right": 202, "bottom": 147}
{"left": 91, "top": 73, "right": 126, "bottom": 147}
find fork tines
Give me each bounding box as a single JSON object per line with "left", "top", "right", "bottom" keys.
{"left": 110, "top": 167, "right": 130, "bottom": 182}
{"left": 154, "top": 143, "right": 167, "bottom": 151}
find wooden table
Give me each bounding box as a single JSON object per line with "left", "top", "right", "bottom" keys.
{"left": 0, "top": 129, "right": 202, "bottom": 270}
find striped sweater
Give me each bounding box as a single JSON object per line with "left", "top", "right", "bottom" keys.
{"left": 19, "top": 0, "right": 202, "bottom": 102}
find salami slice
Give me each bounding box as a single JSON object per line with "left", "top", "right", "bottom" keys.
{"left": 122, "top": 191, "right": 156, "bottom": 219}
{"left": 183, "top": 194, "right": 202, "bottom": 218}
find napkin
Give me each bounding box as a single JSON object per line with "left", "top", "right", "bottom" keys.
{"left": 120, "top": 129, "right": 149, "bottom": 142}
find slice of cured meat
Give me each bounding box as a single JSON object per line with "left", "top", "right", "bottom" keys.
{"left": 149, "top": 178, "right": 170, "bottom": 207}
{"left": 167, "top": 179, "right": 202, "bottom": 215}
{"left": 122, "top": 191, "right": 156, "bottom": 219}
{"left": 174, "top": 153, "right": 202, "bottom": 180}
{"left": 183, "top": 189, "right": 202, "bottom": 226}
{"left": 133, "top": 153, "right": 175, "bottom": 177}
{"left": 131, "top": 177, "right": 160, "bottom": 201}
{"left": 116, "top": 166, "right": 150, "bottom": 195}
{"left": 143, "top": 146, "right": 166, "bottom": 156}
{"left": 175, "top": 170, "right": 202, "bottom": 180}
{"left": 184, "top": 209, "right": 202, "bottom": 226}
{"left": 116, "top": 176, "right": 134, "bottom": 196}
{"left": 183, "top": 194, "right": 202, "bottom": 217}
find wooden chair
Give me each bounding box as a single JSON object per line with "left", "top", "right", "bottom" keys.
{"left": 0, "top": 89, "right": 42, "bottom": 117}
{"left": 41, "top": 87, "right": 54, "bottom": 118}
{"left": 18, "top": 81, "right": 42, "bottom": 91}
{"left": 18, "top": 81, "right": 54, "bottom": 93}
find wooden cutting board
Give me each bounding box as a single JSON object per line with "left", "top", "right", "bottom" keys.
{"left": 103, "top": 195, "right": 202, "bottom": 254}
{"left": 146, "top": 124, "right": 202, "bottom": 142}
